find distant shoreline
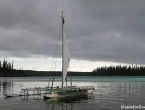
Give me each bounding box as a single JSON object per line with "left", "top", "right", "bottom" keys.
{"left": 1, "top": 70, "right": 144, "bottom": 77}
{"left": 1, "top": 59, "right": 145, "bottom": 77}
{"left": 24, "top": 70, "right": 93, "bottom": 76}
{"left": 1, "top": 64, "right": 145, "bottom": 77}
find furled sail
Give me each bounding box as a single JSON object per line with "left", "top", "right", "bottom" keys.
{"left": 62, "top": 26, "right": 71, "bottom": 84}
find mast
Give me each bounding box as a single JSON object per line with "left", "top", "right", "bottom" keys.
{"left": 60, "top": 11, "right": 70, "bottom": 89}
{"left": 61, "top": 11, "right": 64, "bottom": 88}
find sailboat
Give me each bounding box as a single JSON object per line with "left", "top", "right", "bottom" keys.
{"left": 43, "top": 11, "right": 94, "bottom": 99}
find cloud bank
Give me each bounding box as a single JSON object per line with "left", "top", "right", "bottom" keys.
{"left": 0, "top": 0, "right": 145, "bottom": 66}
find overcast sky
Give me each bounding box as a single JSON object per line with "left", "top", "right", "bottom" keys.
{"left": 0, "top": 0, "right": 145, "bottom": 71}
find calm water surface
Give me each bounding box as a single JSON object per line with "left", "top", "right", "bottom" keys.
{"left": 0, "top": 76, "right": 145, "bottom": 110}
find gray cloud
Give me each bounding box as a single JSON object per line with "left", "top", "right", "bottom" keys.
{"left": 0, "top": 0, "right": 145, "bottom": 65}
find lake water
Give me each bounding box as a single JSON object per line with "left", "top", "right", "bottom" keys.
{"left": 0, "top": 76, "right": 145, "bottom": 110}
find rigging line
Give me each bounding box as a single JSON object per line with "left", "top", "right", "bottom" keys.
{"left": 51, "top": 25, "right": 61, "bottom": 71}
{"left": 48, "top": 23, "right": 61, "bottom": 86}
{"left": 48, "top": 25, "right": 61, "bottom": 87}
{"left": 50, "top": 23, "right": 61, "bottom": 72}
{"left": 53, "top": 23, "right": 63, "bottom": 71}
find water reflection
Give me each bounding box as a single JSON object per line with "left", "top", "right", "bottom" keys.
{"left": 20, "top": 95, "right": 42, "bottom": 101}
{"left": 0, "top": 82, "right": 13, "bottom": 95}
{"left": 46, "top": 96, "right": 89, "bottom": 110}
{"left": 0, "top": 77, "right": 145, "bottom": 110}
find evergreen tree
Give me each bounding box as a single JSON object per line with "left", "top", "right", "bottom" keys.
{"left": 92, "top": 65, "right": 145, "bottom": 76}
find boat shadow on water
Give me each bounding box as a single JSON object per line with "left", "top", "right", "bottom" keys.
{"left": 45, "top": 95, "right": 92, "bottom": 110}
{"left": 4, "top": 91, "right": 101, "bottom": 110}
{"left": 4, "top": 94, "right": 96, "bottom": 110}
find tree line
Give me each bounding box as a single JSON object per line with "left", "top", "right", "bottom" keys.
{"left": 0, "top": 59, "right": 25, "bottom": 77}
{"left": 1, "top": 59, "right": 145, "bottom": 76}
{"left": 92, "top": 65, "right": 145, "bottom": 76}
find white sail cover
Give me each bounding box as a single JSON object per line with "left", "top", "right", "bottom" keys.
{"left": 62, "top": 28, "right": 71, "bottom": 84}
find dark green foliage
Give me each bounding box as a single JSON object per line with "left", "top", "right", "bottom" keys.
{"left": 25, "top": 70, "right": 91, "bottom": 76}
{"left": 92, "top": 65, "right": 145, "bottom": 76}
{"left": 0, "top": 59, "right": 25, "bottom": 77}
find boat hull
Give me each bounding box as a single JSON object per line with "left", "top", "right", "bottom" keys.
{"left": 43, "top": 90, "right": 88, "bottom": 99}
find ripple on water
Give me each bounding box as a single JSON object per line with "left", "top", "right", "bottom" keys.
{"left": 0, "top": 76, "right": 145, "bottom": 110}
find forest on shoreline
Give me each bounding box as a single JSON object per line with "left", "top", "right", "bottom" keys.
{"left": 0, "top": 59, "right": 25, "bottom": 77}
{"left": 1, "top": 59, "right": 145, "bottom": 76}
{"left": 92, "top": 65, "right": 145, "bottom": 76}
{"left": 26, "top": 65, "right": 145, "bottom": 76}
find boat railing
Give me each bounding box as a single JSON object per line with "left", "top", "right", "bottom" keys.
{"left": 20, "top": 87, "right": 49, "bottom": 95}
